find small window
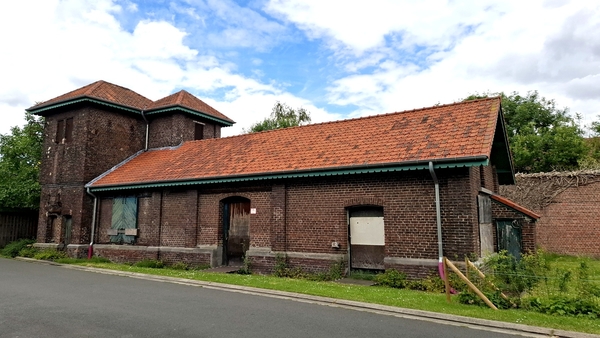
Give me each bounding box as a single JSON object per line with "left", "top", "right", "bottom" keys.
{"left": 55, "top": 118, "right": 73, "bottom": 143}
{"left": 56, "top": 120, "right": 65, "bottom": 143}
{"left": 65, "top": 118, "right": 73, "bottom": 143}
{"left": 194, "top": 122, "right": 204, "bottom": 140}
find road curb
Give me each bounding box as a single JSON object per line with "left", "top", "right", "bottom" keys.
{"left": 15, "top": 257, "right": 599, "bottom": 338}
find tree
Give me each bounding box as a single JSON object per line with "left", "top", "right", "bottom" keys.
{"left": 246, "top": 102, "right": 311, "bottom": 133}
{"left": 464, "top": 91, "right": 587, "bottom": 173}
{"left": 0, "top": 112, "right": 44, "bottom": 210}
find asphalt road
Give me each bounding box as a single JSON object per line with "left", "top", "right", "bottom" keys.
{"left": 0, "top": 258, "right": 523, "bottom": 338}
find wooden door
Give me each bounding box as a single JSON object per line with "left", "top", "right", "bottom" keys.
{"left": 497, "top": 220, "right": 522, "bottom": 260}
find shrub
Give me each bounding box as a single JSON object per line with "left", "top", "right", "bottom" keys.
{"left": 55, "top": 256, "right": 111, "bottom": 264}
{"left": 1, "top": 239, "right": 36, "bottom": 258}
{"left": 134, "top": 260, "right": 164, "bottom": 268}
{"left": 523, "top": 296, "right": 600, "bottom": 318}
{"left": 18, "top": 246, "right": 38, "bottom": 258}
{"left": 34, "top": 249, "right": 68, "bottom": 261}
{"left": 482, "top": 250, "right": 548, "bottom": 298}
{"left": 374, "top": 269, "right": 408, "bottom": 289}
{"left": 170, "top": 262, "right": 189, "bottom": 270}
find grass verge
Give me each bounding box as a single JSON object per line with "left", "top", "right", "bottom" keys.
{"left": 60, "top": 259, "right": 600, "bottom": 334}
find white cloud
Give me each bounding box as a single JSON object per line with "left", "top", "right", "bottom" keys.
{"left": 266, "top": 0, "right": 600, "bottom": 128}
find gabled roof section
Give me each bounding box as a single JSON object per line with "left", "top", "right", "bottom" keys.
{"left": 147, "top": 90, "right": 234, "bottom": 125}
{"left": 27, "top": 80, "right": 153, "bottom": 115}
{"left": 88, "top": 97, "right": 509, "bottom": 191}
{"left": 490, "top": 194, "right": 541, "bottom": 220}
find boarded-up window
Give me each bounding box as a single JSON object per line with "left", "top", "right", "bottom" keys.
{"left": 194, "top": 122, "right": 204, "bottom": 140}
{"left": 110, "top": 197, "right": 138, "bottom": 244}
{"left": 349, "top": 207, "right": 385, "bottom": 270}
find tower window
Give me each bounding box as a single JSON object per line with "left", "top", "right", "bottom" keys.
{"left": 56, "top": 117, "right": 73, "bottom": 143}
{"left": 194, "top": 121, "right": 204, "bottom": 140}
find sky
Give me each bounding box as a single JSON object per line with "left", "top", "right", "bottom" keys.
{"left": 1, "top": 0, "right": 599, "bottom": 137}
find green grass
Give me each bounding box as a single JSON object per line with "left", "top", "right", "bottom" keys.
{"left": 62, "top": 259, "right": 600, "bottom": 334}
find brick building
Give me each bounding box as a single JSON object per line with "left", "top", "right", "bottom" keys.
{"left": 501, "top": 172, "right": 600, "bottom": 258}
{"left": 28, "top": 80, "right": 538, "bottom": 276}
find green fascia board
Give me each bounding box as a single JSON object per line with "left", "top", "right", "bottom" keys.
{"left": 145, "top": 106, "right": 234, "bottom": 126}
{"left": 88, "top": 158, "right": 489, "bottom": 192}
{"left": 28, "top": 98, "right": 141, "bottom": 115}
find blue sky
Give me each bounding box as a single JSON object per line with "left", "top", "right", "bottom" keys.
{"left": 1, "top": 0, "right": 600, "bottom": 136}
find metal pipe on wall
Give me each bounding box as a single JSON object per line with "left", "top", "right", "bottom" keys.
{"left": 428, "top": 162, "right": 444, "bottom": 278}
{"left": 85, "top": 187, "right": 98, "bottom": 259}
{"left": 141, "top": 109, "right": 149, "bottom": 151}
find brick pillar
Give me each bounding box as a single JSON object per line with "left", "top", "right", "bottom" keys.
{"left": 271, "top": 184, "right": 286, "bottom": 251}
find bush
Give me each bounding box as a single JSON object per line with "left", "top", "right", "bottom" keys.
{"left": 523, "top": 296, "right": 600, "bottom": 318}
{"left": 407, "top": 276, "right": 446, "bottom": 293}
{"left": 134, "top": 260, "right": 164, "bottom": 269}
{"left": 374, "top": 269, "right": 408, "bottom": 289}
{"left": 18, "top": 246, "right": 38, "bottom": 258}
{"left": 482, "top": 250, "right": 548, "bottom": 298}
{"left": 170, "top": 262, "right": 189, "bottom": 270}
{"left": 34, "top": 249, "right": 68, "bottom": 261}
{"left": 1, "top": 239, "right": 36, "bottom": 257}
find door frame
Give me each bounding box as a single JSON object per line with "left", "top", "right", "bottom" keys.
{"left": 221, "top": 197, "right": 251, "bottom": 266}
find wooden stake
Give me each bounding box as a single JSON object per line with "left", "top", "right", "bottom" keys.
{"left": 446, "top": 259, "right": 498, "bottom": 310}
{"left": 466, "top": 259, "right": 515, "bottom": 307}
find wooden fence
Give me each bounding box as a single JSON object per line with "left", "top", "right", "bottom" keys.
{"left": 0, "top": 211, "right": 38, "bottom": 247}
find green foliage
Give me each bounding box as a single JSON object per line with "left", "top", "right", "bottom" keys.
{"left": 0, "top": 112, "right": 44, "bottom": 210}
{"left": 55, "top": 256, "right": 111, "bottom": 264}
{"left": 407, "top": 276, "right": 446, "bottom": 293}
{"left": 374, "top": 269, "right": 408, "bottom": 288}
{"left": 33, "top": 249, "right": 68, "bottom": 261}
{"left": 246, "top": 102, "right": 311, "bottom": 133}
{"left": 18, "top": 246, "right": 39, "bottom": 258}
{"left": 272, "top": 254, "right": 345, "bottom": 281}
{"left": 237, "top": 254, "right": 252, "bottom": 275}
{"left": 482, "top": 250, "right": 549, "bottom": 298}
{"left": 524, "top": 296, "right": 600, "bottom": 318}
{"left": 1, "top": 238, "right": 36, "bottom": 257}
{"left": 170, "top": 262, "right": 189, "bottom": 270}
{"left": 464, "top": 91, "right": 587, "bottom": 173}
{"left": 134, "top": 259, "right": 164, "bottom": 268}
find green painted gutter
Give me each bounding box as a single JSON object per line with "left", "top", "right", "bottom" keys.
{"left": 145, "top": 106, "right": 234, "bottom": 126}
{"left": 28, "top": 97, "right": 234, "bottom": 126}
{"left": 86, "top": 156, "right": 489, "bottom": 192}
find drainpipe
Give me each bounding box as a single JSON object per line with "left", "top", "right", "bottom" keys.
{"left": 428, "top": 162, "right": 444, "bottom": 279}
{"left": 86, "top": 187, "right": 98, "bottom": 259}
{"left": 141, "top": 109, "right": 149, "bottom": 151}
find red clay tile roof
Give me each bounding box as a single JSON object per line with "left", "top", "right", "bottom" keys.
{"left": 147, "top": 90, "right": 234, "bottom": 123}
{"left": 90, "top": 97, "right": 502, "bottom": 188}
{"left": 490, "top": 194, "right": 541, "bottom": 220}
{"left": 28, "top": 80, "right": 153, "bottom": 112}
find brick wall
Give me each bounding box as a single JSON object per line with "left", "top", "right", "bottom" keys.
{"left": 536, "top": 181, "right": 600, "bottom": 257}
{"left": 38, "top": 104, "right": 145, "bottom": 247}
{"left": 88, "top": 167, "right": 484, "bottom": 276}
{"left": 148, "top": 113, "right": 221, "bottom": 148}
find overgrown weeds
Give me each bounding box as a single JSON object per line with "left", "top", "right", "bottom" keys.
{"left": 1, "top": 238, "right": 35, "bottom": 257}
{"left": 272, "top": 254, "right": 346, "bottom": 281}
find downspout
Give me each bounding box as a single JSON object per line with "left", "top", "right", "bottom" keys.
{"left": 428, "top": 162, "right": 444, "bottom": 279}
{"left": 141, "top": 109, "right": 149, "bottom": 151}
{"left": 86, "top": 187, "right": 98, "bottom": 259}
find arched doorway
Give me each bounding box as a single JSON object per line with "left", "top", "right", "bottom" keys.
{"left": 222, "top": 197, "right": 251, "bottom": 266}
